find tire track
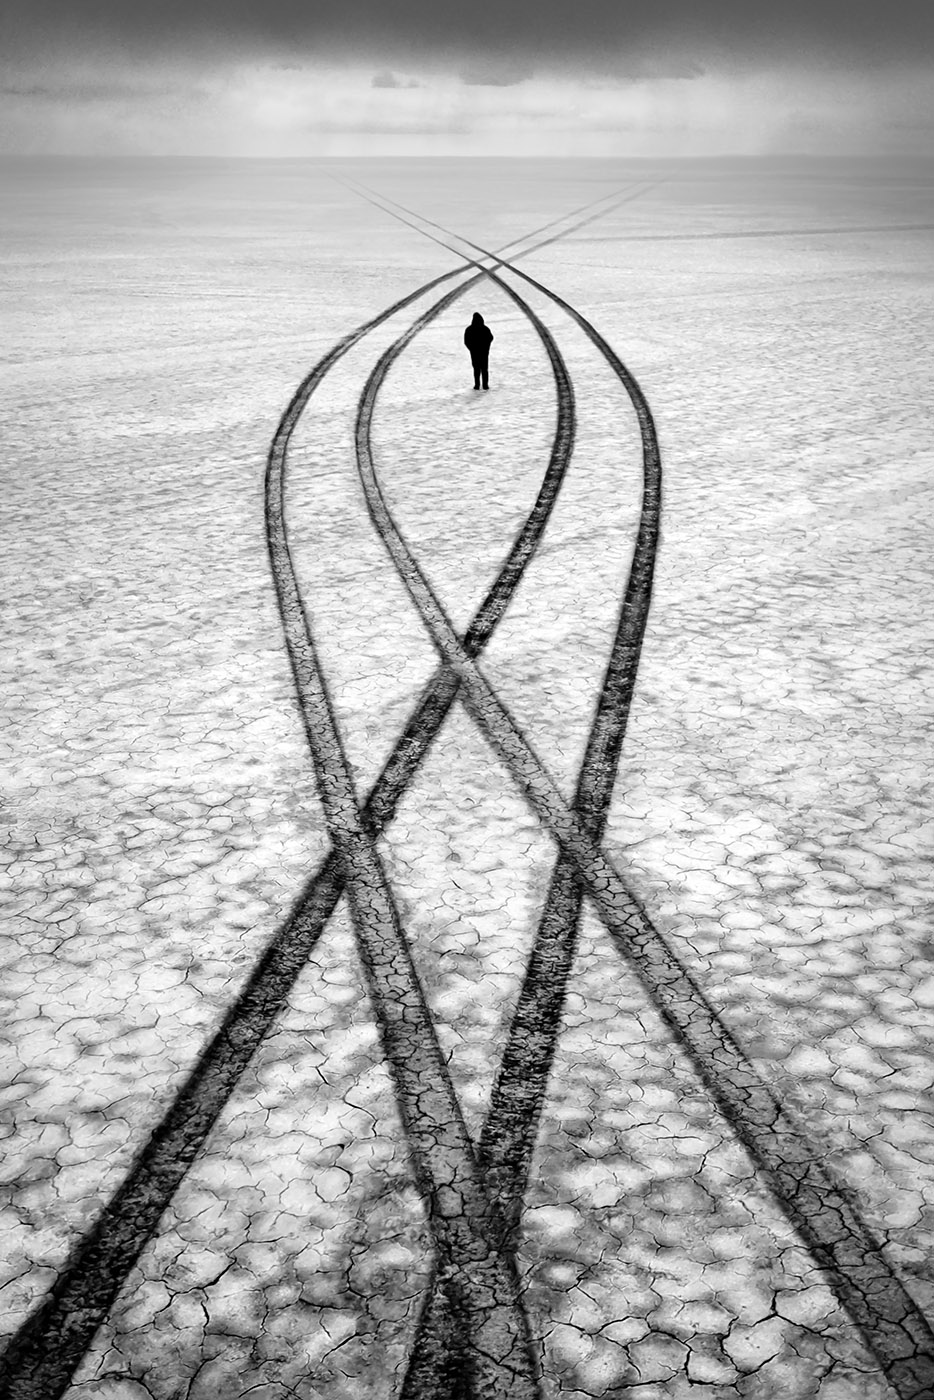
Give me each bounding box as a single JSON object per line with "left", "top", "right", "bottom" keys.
{"left": 349, "top": 197, "right": 934, "bottom": 1400}
{"left": 571, "top": 221, "right": 934, "bottom": 243}
{"left": 0, "top": 189, "right": 642, "bottom": 1400}
{"left": 369, "top": 235, "right": 661, "bottom": 1395}
{"left": 265, "top": 270, "right": 562, "bottom": 1400}
{"left": 265, "top": 256, "right": 622, "bottom": 1400}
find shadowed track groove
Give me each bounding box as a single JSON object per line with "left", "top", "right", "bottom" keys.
{"left": 359, "top": 206, "right": 662, "bottom": 1395}
{"left": 263, "top": 258, "right": 599, "bottom": 1398}
{"left": 266, "top": 307, "right": 550, "bottom": 1400}
{"left": 0, "top": 188, "right": 645, "bottom": 1400}
{"left": 348, "top": 185, "right": 934, "bottom": 1400}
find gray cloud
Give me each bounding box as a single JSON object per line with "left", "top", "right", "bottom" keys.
{"left": 1, "top": 77, "right": 194, "bottom": 102}
{"left": 460, "top": 59, "right": 532, "bottom": 87}
{"left": 2, "top": 0, "right": 931, "bottom": 156}
{"left": 371, "top": 69, "right": 421, "bottom": 88}
{"left": 2, "top": 0, "right": 933, "bottom": 67}
{"left": 461, "top": 74, "right": 526, "bottom": 88}
{"left": 306, "top": 117, "right": 470, "bottom": 136}
{"left": 626, "top": 57, "right": 706, "bottom": 80}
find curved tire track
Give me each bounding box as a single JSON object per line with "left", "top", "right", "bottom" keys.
{"left": 379, "top": 247, "right": 661, "bottom": 1396}
{"left": 264, "top": 257, "right": 606, "bottom": 1399}
{"left": 0, "top": 190, "right": 645, "bottom": 1400}
{"left": 348, "top": 189, "right": 934, "bottom": 1400}
{"left": 267, "top": 296, "right": 545, "bottom": 1400}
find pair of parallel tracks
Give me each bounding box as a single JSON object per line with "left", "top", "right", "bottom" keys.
{"left": 1, "top": 180, "right": 932, "bottom": 1400}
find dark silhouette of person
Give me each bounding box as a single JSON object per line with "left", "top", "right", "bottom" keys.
{"left": 464, "top": 311, "right": 493, "bottom": 390}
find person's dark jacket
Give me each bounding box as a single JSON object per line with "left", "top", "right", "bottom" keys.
{"left": 464, "top": 313, "right": 493, "bottom": 361}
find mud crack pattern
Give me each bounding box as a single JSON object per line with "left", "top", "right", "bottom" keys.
{"left": 2, "top": 176, "right": 933, "bottom": 1400}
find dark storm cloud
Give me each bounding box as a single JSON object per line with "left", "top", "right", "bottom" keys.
{"left": 3, "top": 0, "right": 933, "bottom": 66}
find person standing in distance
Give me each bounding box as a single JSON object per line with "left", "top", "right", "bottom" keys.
{"left": 464, "top": 311, "right": 493, "bottom": 390}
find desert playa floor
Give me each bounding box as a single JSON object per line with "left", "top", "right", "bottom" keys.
{"left": 2, "top": 156, "right": 934, "bottom": 1399}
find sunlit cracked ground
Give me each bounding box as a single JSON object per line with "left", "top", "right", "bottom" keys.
{"left": 2, "top": 155, "right": 934, "bottom": 1398}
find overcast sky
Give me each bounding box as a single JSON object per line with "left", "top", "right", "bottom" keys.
{"left": 2, "top": 0, "right": 933, "bottom": 155}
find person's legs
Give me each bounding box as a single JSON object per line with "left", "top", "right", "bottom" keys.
{"left": 470, "top": 354, "right": 481, "bottom": 389}
{"left": 481, "top": 360, "right": 489, "bottom": 389}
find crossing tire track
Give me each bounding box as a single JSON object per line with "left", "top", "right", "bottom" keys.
{"left": 0, "top": 187, "right": 654, "bottom": 1400}
{"left": 262, "top": 258, "right": 599, "bottom": 1400}
{"left": 349, "top": 190, "right": 934, "bottom": 1400}
{"left": 369, "top": 236, "right": 661, "bottom": 1396}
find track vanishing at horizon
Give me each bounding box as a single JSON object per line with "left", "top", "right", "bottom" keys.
{"left": 1, "top": 186, "right": 932, "bottom": 1400}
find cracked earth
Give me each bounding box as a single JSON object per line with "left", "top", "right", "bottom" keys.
{"left": 2, "top": 156, "right": 933, "bottom": 1398}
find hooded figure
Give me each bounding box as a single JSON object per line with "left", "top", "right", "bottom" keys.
{"left": 464, "top": 311, "right": 494, "bottom": 390}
